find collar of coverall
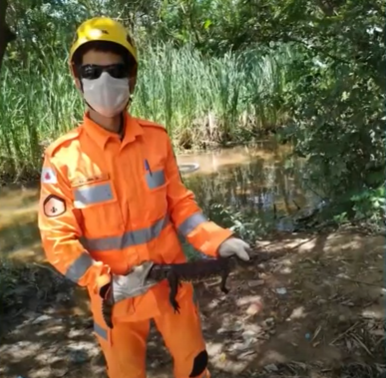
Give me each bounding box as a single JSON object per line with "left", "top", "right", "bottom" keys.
{"left": 82, "top": 111, "right": 144, "bottom": 150}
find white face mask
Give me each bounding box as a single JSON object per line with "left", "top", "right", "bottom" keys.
{"left": 82, "top": 72, "right": 130, "bottom": 118}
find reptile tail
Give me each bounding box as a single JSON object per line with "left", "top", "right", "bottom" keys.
{"left": 102, "top": 300, "right": 114, "bottom": 329}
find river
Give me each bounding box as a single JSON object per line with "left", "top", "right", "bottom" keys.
{"left": 0, "top": 141, "right": 317, "bottom": 263}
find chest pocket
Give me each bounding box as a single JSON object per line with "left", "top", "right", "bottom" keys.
{"left": 72, "top": 179, "right": 124, "bottom": 237}
{"left": 143, "top": 158, "right": 168, "bottom": 219}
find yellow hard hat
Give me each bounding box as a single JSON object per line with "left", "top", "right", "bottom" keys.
{"left": 69, "top": 17, "right": 137, "bottom": 64}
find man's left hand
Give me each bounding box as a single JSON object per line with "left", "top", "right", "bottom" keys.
{"left": 217, "top": 237, "right": 251, "bottom": 261}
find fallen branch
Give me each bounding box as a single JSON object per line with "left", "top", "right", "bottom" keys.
{"left": 330, "top": 321, "right": 360, "bottom": 345}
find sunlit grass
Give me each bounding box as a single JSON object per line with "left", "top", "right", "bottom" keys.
{"left": 0, "top": 43, "right": 294, "bottom": 180}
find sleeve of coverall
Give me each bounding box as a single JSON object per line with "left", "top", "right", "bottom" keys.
{"left": 38, "top": 155, "right": 111, "bottom": 294}
{"left": 165, "top": 136, "right": 233, "bottom": 257}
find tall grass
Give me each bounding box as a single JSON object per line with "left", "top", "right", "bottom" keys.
{"left": 0, "top": 43, "right": 295, "bottom": 181}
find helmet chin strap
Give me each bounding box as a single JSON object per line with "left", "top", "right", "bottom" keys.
{"left": 83, "top": 94, "right": 129, "bottom": 139}
{"left": 85, "top": 100, "right": 125, "bottom": 140}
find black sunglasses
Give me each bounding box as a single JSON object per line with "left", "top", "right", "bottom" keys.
{"left": 78, "top": 63, "right": 129, "bottom": 80}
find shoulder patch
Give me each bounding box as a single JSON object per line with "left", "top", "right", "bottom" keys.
{"left": 136, "top": 118, "right": 167, "bottom": 133}
{"left": 43, "top": 195, "right": 66, "bottom": 218}
{"left": 41, "top": 167, "right": 57, "bottom": 184}
{"left": 45, "top": 128, "right": 81, "bottom": 157}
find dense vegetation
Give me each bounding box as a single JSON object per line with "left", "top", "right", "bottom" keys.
{"left": 0, "top": 0, "right": 384, "bottom": 225}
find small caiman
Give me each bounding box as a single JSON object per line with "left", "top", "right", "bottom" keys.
{"left": 149, "top": 256, "right": 237, "bottom": 313}
{"left": 102, "top": 256, "right": 237, "bottom": 328}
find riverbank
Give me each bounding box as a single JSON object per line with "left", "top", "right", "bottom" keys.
{"left": 0, "top": 228, "right": 384, "bottom": 378}
{"left": 0, "top": 144, "right": 384, "bottom": 377}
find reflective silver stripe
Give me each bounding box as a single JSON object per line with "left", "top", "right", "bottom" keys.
{"left": 74, "top": 183, "right": 113, "bottom": 206}
{"left": 178, "top": 212, "right": 207, "bottom": 236}
{"left": 94, "top": 322, "right": 107, "bottom": 340}
{"left": 81, "top": 214, "right": 170, "bottom": 252}
{"left": 65, "top": 252, "right": 94, "bottom": 282}
{"left": 146, "top": 169, "right": 166, "bottom": 189}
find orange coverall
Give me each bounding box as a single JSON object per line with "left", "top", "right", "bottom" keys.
{"left": 38, "top": 112, "right": 233, "bottom": 378}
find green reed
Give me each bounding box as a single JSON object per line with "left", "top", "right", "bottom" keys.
{"left": 0, "top": 43, "right": 293, "bottom": 180}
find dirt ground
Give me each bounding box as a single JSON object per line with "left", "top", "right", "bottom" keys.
{"left": 0, "top": 229, "right": 384, "bottom": 378}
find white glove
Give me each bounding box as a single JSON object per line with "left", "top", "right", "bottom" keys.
{"left": 217, "top": 237, "right": 251, "bottom": 261}
{"left": 110, "top": 261, "right": 158, "bottom": 303}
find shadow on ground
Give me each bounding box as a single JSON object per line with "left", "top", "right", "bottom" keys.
{"left": 0, "top": 229, "right": 385, "bottom": 378}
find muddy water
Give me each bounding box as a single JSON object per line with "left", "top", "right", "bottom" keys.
{"left": 0, "top": 141, "right": 315, "bottom": 263}
{"left": 178, "top": 141, "right": 316, "bottom": 226}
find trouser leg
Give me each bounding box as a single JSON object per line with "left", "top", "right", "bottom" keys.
{"left": 154, "top": 293, "right": 210, "bottom": 378}
{"left": 94, "top": 319, "right": 150, "bottom": 378}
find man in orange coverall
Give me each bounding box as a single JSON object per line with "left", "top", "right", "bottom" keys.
{"left": 38, "top": 17, "right": 251, "bottom": 378}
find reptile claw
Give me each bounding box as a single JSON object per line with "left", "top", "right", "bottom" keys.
{"left": 171, "top": 300, "right": 181, "bottom": 314}
{"left": 221, "top": 286, "right": 230, "bottom": 294}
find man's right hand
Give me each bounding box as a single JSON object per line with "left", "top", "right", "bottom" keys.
{"left": 102, "top": 261, "right": 157, "bottom": 304}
